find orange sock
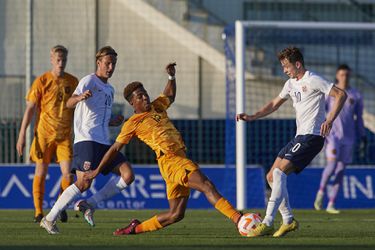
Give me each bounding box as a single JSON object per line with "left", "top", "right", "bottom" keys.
{"left": 214, "top": 197, "right": 241, "bottom": 223}
{"left": 33, "top": 175, "right": 45, "bottom": 217}
{"left": 135, "top": 216, "right": 163, "bottom": 234}
{"left": 61, "top": 175, "right": 73, "bottom": 191}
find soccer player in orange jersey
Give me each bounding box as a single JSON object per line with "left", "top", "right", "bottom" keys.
{"left": 16, "top": 45, "right": 78, "bottom": 223}
{"left": 83, "top": 63, "right": 243, "bottom": 235}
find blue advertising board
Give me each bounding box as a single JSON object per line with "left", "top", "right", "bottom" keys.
{"left": 288, "top": 166, "right": 375, "bottom": 209}
{"left": 0, "top": 165, "right": 266, "bottom": 209}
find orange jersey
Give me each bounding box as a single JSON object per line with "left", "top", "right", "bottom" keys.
{"left": 26, "top": 72, "right": 78, "bottom": 141}
{"left": 116, "top": 95, "right": 186, "bottom": 158}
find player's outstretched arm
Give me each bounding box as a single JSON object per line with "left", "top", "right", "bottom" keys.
{"left": 83, "top": 142, "right": 125, "bottom": 181}
{"left": 236, "top": 96, "right": 287, "bottom": 122}
{"left": 66, "top": 90, "right": 92, "bottom": 108}
{"left": 16, "top": 101, "right": 36, "bottom": 156}
{"left": 163, "top": 62, "right": 176, "bottom": 104}
{"left": 320, "top": 86, "right": 347, "bottom": 136}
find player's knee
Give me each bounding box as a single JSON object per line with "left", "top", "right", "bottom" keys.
{"left": 119, "top": 164, "right": 134, "bottom": 185}
{"left": 122, "top": 171, "right": 134, "bottom": 185}
{"left": 266, "top": 172, "right": 273, "bottom": 184}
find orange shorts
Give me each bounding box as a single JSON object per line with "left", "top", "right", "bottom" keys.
{"left": 30, "top": 136, "right": 72, "bottom": 164}
{"left": 157, "top": 150, "right": 199, "bottom": 200}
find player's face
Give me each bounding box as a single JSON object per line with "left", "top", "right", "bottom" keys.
{"left": 50, "top": 52, "right": 67, "bottom": 74}
{"left": 130, "top": 87, "right": 151, "bottom": 113}
{"left": 97, "top": 55, "right": 117, "bottom": 79}
{"left": 280, "top": 58, "right": 299, "bottom": 79}
{"left": 336, "top": 69, "right": 350, "bottom": 85}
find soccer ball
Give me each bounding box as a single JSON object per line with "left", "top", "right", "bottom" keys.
{"left": 237, "top": 213, "right": 262, "bottom": 236}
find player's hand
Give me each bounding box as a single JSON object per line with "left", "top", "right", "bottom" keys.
{"left": 109, "top": 114, "right": 124, "bottom": 127}
{"left": 236, "top": 113, "right": 256, "bottom": 122}
{"left": 16, "top": 134, "right": 25, "bottom": 157}
{"left": 83, "top": 170, "right": 99, "bottom": 182}
{"left": 80, "top": 90, "right": 92, "bottom": 101}
{"left": 166, "top": 62, "right": 176, "bottom": 76}
{"left": 320, "top": 120, "right": 333, "bottom": 137}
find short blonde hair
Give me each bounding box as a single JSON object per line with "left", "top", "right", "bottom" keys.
{"left": 96, "top": 46, "right": 117, "bottom": 61}
{"left": 50, "top": 45, "right": 68, "bottom": 55}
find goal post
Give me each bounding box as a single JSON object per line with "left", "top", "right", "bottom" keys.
{"left": 233, "top": 21, "right": 375, "bottom": 210}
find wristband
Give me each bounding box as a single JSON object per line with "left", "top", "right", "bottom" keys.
{"left": 168, "top": 75, "right": 175, "bottom": 80}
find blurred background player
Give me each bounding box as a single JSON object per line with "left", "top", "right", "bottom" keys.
{"left": 82, "top": 62, "right": 243, "bottom": 236}
{"left": 237, "top": 47, "right": 347, "bottom": 237}
{"left": 16, "top": 45, "right": 78, "bottom": 223}
{"left": 314, "top": 64, "right": 366, "bottom": 214}
{"left": 40, "top": 46, "right": 134, "bottom": 235}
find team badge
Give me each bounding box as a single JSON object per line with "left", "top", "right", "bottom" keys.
{"left": 349, "top": 98, "right": 355, "bottom": 105}
{"left": 83, "top": 161, "right": 92, "bottom": 171}
{"left": 302, "top": 86, "right": 307, "bottom": 92}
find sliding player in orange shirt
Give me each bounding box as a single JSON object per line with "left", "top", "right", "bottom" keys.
{"left": 16, "top": 45, "right": 78, "bottom": 223}
{"left": 83, "top": 63, "right": 243, "bottom": 235}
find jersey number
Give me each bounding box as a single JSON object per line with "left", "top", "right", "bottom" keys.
{"left": 291, "top": 143, "right": 301, "bottom": 153}
{"left": 294, "top": 91, "right": 301, "bottom": 103}
{"left": 104, "top": 94, "right": 112, "bottom": 107}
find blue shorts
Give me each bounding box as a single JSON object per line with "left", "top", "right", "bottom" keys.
{"left": 277, "top": 134, "right": 324, "bottom": 173}
{"left": 72, "top": 141, "right": 128, "bottom": 175}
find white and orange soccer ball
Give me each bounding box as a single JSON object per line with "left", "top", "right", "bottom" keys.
{"left": 237, "top": 213, "right": 262, "bottom": 236}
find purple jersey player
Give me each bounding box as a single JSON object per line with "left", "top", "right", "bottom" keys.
{"left": 314, "top": 64, "right": 366, "bottom": 214}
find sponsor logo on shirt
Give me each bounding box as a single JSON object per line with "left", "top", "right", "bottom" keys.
{"left": 302, "top": 86, "right": 307, "bottom": 92}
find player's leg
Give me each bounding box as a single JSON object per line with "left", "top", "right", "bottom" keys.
{"left": 263, "top": 160, "right": 297, "bottom": 226}
{"left": 86, "top": 161, "right": 134, "bottom": 208}
{"left": 326, "top": 144, "right": 352, "bottom": 214}
{"left": 56, "top": 140, "right": 74, "bottom": 222}
{"left": 315, "top": 139, "right": 339, "bottom": 210}
{"left": 57, "top": 160, "right": 73, "bottom": 222}
{"left": 267, "top": 157, "right": 294, "bottom": 227}
{"left": 325, "top": 161, "right": 344, "bottom": 214}
{"left": 33, "top": 162, "right": 48, "bottom": 222}
{"left": 30, "top": 137, "right": 53, "bottom": 222}
{"left": 41, "top": 171, "right": 91, "bottom": 234}
{"left": 187, "top": 170, "right": 242, "bottom": 224}
{"left": 113, "top": 195, "right": 189, "bottom": 235}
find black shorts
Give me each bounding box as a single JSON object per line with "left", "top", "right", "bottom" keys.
{"left": 277, "top": 134, "right": 324, "bottom": 173}
{"left": 72, "top": 141, "right": 128, "bottom": 175}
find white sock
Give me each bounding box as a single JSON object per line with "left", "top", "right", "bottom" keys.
{"left": 87, "top": 176, "right": 128, "bottom": 207}
{"left": 46, "top": 184, "right": 81, "bottom": 222}
{"left": 268, "top": 179, "right": 293, "bottom": 225}
{"left": 263, "top": 168, "right": 287, "bottom": 226}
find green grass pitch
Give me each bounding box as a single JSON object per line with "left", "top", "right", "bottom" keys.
{"left": 0, "top": 209, "right": 374, "bottom": 250}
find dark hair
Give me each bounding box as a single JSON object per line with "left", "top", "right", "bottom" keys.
{"left": 123, "top": 81, "right": 144, "bottom": 102}
{"left": 277, "top": 47, "right": 304, "bottom": 67}
{"left": 336, "top": 64, "right": 351, "bottom": 72}
{"left": 96, "top": 46, "right": 117, "bottom": 61}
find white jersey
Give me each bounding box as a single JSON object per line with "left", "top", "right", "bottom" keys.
{"left": 279, "top": 71, "right": 333, "bottom": 136}
{"left": 73, "top": 73, "right": 114, "bottom": 145}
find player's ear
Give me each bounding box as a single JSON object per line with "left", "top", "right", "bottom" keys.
{"left": 296, "top": 61, "right": 301, "bottom": 69}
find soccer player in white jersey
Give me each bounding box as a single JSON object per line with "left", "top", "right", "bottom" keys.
{"left": 40, "top": 46, "right": 134, "bottom": 234}
{"left": 314, "top": 64, "right": 366, "bottom": 214}
{"left": 237, "top": 47, "right": 347, "bottom": 237}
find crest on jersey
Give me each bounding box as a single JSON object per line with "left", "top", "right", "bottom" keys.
{"left": 302, "top": 86, "right": 307, "bottom": 92}
{"left": 349, "top": 98, "right": 355, "bottom": 105}
{"left": 83, "top": 161, "right": 91, "bottom": 171}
